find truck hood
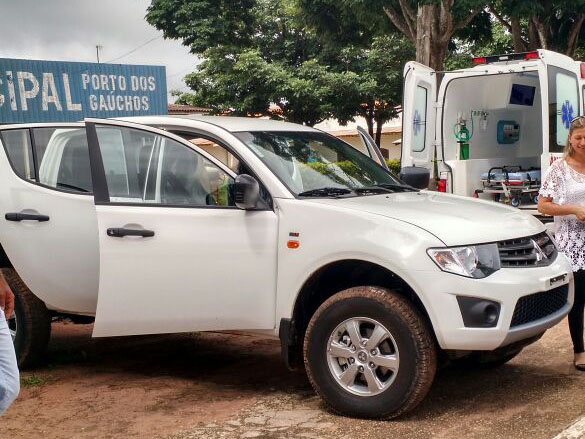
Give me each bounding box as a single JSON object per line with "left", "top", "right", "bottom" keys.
{"left": 311, "top": 191, "right": 545, "bottom": 246}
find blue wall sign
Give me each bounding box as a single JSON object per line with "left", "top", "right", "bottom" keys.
{"left": 0, "top": 58, "right": 167, "bottom": 123}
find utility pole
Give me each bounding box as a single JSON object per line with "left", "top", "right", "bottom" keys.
{"left": 96, "top": 45, "right": 103, "bottom": 63}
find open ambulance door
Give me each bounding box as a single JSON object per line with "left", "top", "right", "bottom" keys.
{"left": 401, "top": 62, "right": 437, "bottom": 176}
{"left": 539, "top": 50, "right": 582, "bottom": 172}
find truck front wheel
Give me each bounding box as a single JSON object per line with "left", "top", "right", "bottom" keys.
{"left": 303, "top": 286, "right": 437, "bottom": 419}
{"left": 2, "top": 268, "right": 51, "bottom": 368}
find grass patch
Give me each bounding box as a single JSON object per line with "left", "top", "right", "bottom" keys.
{"left": 20, "top": 375, "right": 49, "bottom": 387}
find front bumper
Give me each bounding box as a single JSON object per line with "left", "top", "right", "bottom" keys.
{"left": 405, "top": 252, "right": 574, "bottom": 351}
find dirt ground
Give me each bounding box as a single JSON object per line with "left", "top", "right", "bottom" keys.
{"left": 3, "top": 319, "right": 585, "bottom": 439}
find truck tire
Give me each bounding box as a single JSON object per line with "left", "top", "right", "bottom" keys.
{"left": 303, "top": 286, "right": 437, "bottom": 419}
{"left": 2, "top": 268, "right": 51, "bottom": 368}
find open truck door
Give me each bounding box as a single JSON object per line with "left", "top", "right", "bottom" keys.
{"left": 84, "top": 118, "right": 278, "bottom": 337}
{"left": 401, "top": 62, "right": 437, "bottom": 177}
{"left": 356, "top": 126, "right": 389, "bottom": 170}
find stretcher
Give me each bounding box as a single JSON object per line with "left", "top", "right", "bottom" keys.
{"left": 474, "top": 166, "right": 541, "bottom": 207}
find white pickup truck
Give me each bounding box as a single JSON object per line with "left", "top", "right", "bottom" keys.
{"left": 0, "top": 116, "right": 574, "bottom": 419}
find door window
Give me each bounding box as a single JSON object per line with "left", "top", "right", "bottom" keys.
{"left": 548, "top": 66, "right": 579, "bottom": 153}
{"left": 186, "top": 136, "right": 241, "bottom": 173}
{"left": 412, "top": 85, "right": 428, "bottom": 152}
{"left": 0, "top": 129, "right": 35, "bottom": 181}
{"left": 34, "top": 128, "right": 92, "bottom": 193}
{"left": 95, "top": 125, "right": 235, "bottom": 207}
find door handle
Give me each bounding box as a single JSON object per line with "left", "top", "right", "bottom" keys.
{"left": 5, "top": 213, "right": 50, "bottom": 222}
{"left": 106, "top": 228, "right": 155, "bottom": 238}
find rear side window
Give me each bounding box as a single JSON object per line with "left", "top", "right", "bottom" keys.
{"left": 34, "top": 128, "right": 92, "bottom": 193}
{"left": 0, "top": 127, "right": 92, "bottom": 194}
{"left": 0, "top": 129, "right": 35, "bottom": 181}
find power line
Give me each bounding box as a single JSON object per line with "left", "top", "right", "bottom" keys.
{"left": 166, "top": 64, "right": 197, "bottom": 79}
{"left": 104, "top": 35, "right": 162, "bottom": 64}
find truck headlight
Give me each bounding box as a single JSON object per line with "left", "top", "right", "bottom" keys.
{"left": 427, "top": 244, "right": 500, "bottom": 278}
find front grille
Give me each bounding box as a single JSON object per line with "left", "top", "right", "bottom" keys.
{"left": 510, "top": 284, "right": 568, "bottom": 327}
{"left": 498, "top": 232, "right": 557, "bottom": 268}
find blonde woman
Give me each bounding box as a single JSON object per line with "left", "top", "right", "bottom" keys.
{"left": 539, "top": 116, "right": 585, "bottom": 370}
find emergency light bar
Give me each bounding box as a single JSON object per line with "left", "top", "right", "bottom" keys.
{"left": 472, "top": 51, "right": 540, "bottom": 65}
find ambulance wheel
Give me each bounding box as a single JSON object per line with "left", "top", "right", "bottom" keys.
{"left": 2, "top": 268, "right": 51, "bottom": 368}
{"left": 510, "top": 197, "right": 520, "bottom": 208}
{"left": 303, "top": 286, "right": 437, "bottom": 419}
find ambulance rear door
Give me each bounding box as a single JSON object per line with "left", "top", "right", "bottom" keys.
{"left": 540, "top": 50, "right": 581, "bottom": 172}
{"left": 401, "top": 62, "right": 437, "bottom": 174}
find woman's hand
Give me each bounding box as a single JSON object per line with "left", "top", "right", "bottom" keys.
{"left": 0, "top": 272, "right": 14, "bottom": 319}
{"left": 575, "top": 206, "right": 585, "bottom": 221}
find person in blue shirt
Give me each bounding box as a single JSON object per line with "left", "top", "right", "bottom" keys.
{"left": 0, "top": 271, "right": 19, "bottom": 414}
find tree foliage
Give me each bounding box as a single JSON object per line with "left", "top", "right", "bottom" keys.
{"left": 488, "top": 0, "right": 585, "bottom": 57}
{"left": 297, "top": 0, "right": 490, "bottom": 71}
{"left": 147, "top": 0, "right": 414, "bottom": 137}
{"left": 445, "top": 21, "right": 513, "bottom": 70}
{"left": 147, "top": 0, "right": 585, "bottom": 143}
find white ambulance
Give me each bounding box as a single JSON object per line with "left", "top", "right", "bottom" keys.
{"left": 400, "top": 50, "right": 584, "bottom": 219}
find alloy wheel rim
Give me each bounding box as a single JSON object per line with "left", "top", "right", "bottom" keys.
{"left": 326, "top": 317, "right": 399, "bottom": 397}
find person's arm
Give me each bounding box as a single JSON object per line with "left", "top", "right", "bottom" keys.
{"left": 538, "top": 196, "right": 585, "bottom": 221}
{"left": 0, "top": 272, "right": 14, "bottom": 319}
{"left": 0, "top": 270, "right": 18, "bottom": 416}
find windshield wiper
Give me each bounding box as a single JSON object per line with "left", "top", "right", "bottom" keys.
{"left": 377, "top": 183, "right": 419, "bottom": 192}
{"left": 354, "top": 186, "right": 394, "bottom": 195}
{"left": 298, "top": 187, "right": 354, "bottom": 198}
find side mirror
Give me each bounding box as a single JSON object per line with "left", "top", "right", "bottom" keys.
{"left": 234, "top": 174, "right": 261, "bottom": 210}
{"left": 400, "top": 166, "right": 430, "bottom": 190}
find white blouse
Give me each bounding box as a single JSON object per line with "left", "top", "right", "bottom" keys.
{"left": 539, "top": 158, "right": 585, "bottom": 271}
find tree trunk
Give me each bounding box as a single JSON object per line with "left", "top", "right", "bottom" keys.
{"left": 414, "top": 3, "right": 450, "bottom": 72}
{"left": 489, "top": 7, "right": 528, "bottom": 53}
{"left": 386, "top": 1, "right": 480, "bottom": 71}
{"left": 365, "top": 109, "right": 374, "bottom": 139}
{"left": 375, "top": 118, "right": 383, "bottom": 147}
{"left": 510, "top": 17, "right": 527, "bottom": 52}
{"left": 566, "top": 14, "right": 585, "bottom": 58}
{"left": 527, "top": 20, "right": 540, "bottom": 51}
{"left": 531, "top": 17, "right": 549, "bottom": 49}
{"left": 415, "top": 4, "right": 435, "bottom": 68}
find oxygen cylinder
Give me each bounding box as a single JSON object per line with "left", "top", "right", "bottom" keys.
{"left": 455, "top": 121, "right": 471, "bottom": 160}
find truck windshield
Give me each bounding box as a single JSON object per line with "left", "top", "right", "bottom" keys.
{"left": 233, "top": 131, "right": 406, "bottom": 197}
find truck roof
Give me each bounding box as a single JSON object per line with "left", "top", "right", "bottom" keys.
{"left": 119, "top": 115, "right": 319, "bottom": 133}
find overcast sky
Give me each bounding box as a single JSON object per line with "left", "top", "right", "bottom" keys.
{"left": 0, "top": 0, "right": 197, "bottom": 103}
